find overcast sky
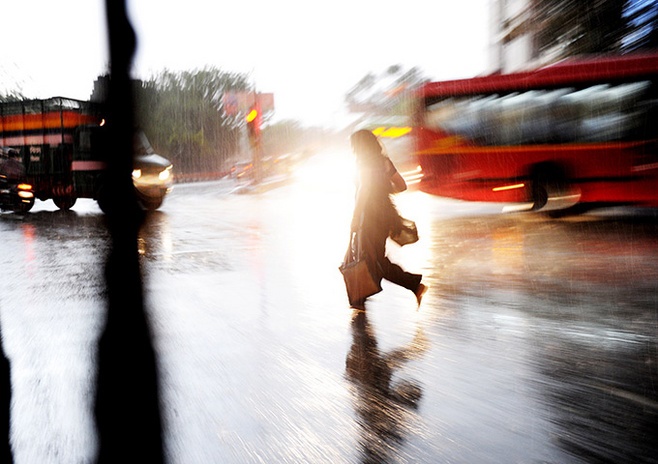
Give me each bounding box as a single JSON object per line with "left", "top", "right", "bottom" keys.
{"left": 1, "top": 0, "right": 490, "bottom": 127}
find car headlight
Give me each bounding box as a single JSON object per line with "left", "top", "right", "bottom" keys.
{"left": 159, "top": 166, "right": 172, "bottom": 181}
{"left": 132, "top": 169, "right": 142, "bottom": 179}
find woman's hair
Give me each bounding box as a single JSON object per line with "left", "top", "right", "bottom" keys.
{"left": 350, "top": 130, "right": 384, "bottom": 165}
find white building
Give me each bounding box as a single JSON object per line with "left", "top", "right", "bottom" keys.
{"left": 488, "top": 0, "right": 564, "bottom": 73}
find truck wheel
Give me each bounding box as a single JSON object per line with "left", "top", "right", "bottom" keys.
{"left": 96, "top": 195, "right": 111, "bottom": 214}
{"left": 53, "top": 196, "right": 77, "bottom": 211}
{"left": 14, "top": 199, "right": 34, "bottom": 213}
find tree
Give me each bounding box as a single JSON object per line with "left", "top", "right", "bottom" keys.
{"left": 135, "top": 67, "right": 250, "bottom": 175}
{"left": 261, "top": 120, "right": 303, "bottom": 158}
{"left": 531, "top": 0, "right": 658, "bottom": 58}
{"left": 0, "top": 91, "right": 25, "bottom": 103}
{"left": 622, "top": 0, "right": 658, "bottom": 52}
{"left": 345, "top": 65, "right": 427, "bottom": 116}
{"left": 261, "top": 120, "right": 336, "bottom": 160}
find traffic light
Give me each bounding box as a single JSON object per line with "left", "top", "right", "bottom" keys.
{"left": 245, "top": 106, "right": 261, "bottom": 144}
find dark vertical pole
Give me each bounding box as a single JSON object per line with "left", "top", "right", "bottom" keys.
{"left": 254, "top": 95, "right": 263, "bottom": 185}
{"left": 0, "top": 324, "right": 13, "bottom": 463}
{"left": 94, "top": 1, "right": 163, "bottom": 462}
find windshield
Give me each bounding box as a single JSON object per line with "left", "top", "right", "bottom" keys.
{"left": 133, "top": 131, "right": 155, "bottom": 156}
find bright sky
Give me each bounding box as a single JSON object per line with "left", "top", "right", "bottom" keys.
{"left": 1, "top": 0, "right": 490, "bottom": 127}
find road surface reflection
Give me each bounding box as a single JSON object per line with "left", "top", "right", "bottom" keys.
{"left": 346, "top": 309, "right": 428, "bottom": 463}
{"left": 0, "top": 150, "right": 656, "bottom": 463}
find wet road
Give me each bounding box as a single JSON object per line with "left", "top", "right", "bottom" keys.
{"left": 1, "top": 151, "right": 657, "bottom": 463}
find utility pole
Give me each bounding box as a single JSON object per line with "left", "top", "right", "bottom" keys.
{"left": 245, "top": 91, "right": 263, "bottom": 184}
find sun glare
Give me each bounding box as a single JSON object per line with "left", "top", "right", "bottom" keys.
{"left": 283, "top": 149, "right": 357, "bottom": 296}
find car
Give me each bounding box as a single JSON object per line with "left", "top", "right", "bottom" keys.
{"left": 0, "top": 147, "right": 35, "bottom": 213}
{"left": 230, "top": 161, "right": 254, "bottom": 181}
{"left": 131, "top": 132, "right": 174, "bottom": 210}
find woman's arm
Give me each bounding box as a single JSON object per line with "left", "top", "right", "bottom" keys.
{"left": 351, "top": 186, "right": 366, "bottom": 232}
{"left": 387, "top": 159, "right": 407, "bottom": 193}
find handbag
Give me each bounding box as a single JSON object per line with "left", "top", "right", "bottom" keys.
{"left": 339, "top": 232, "right": 382, "bottom": 306}
{"left": 390, "top": 218, "right": 418, "bottom": 246}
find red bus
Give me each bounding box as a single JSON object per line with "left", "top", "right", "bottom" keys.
{"left": 413, "top": 53, "right": 658, "bottom": 213}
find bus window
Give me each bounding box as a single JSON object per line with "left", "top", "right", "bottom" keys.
{"left": 423, "top": 82, "right": 653, "bottom": 146}
{"left": 425, "top": 95, "right": 498, "bottom": 144}
{"left": 563, "top": 81, "right": 651, "bottom": 142}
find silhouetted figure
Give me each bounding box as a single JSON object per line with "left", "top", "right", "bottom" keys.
{"left": 0, "top": 148, "right": 25, "bottom": 182}
{"left": 349, "top": 130, "right": 427, "bottom": 309}
{"left": 94, "top": 1, "right": 163, "bottom": 462}
{"left": 345, "top": 310, "right": 427, "bottom": 463}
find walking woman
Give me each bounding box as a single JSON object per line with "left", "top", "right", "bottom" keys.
{"left": 349, "top": 129, "right": 427, "bottom": 309}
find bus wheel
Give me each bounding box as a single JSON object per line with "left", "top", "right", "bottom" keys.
{"left": 531, "top": 179, "right": 549, "bottom": 211}
{"left": 530, "top": 164, "right": 579, "bottom": 212}
{"left": 53, "top": 196, "right": 77, "bottom": 211}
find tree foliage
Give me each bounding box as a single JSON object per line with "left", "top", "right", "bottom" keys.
{"left": 532, "top": 0, "right": 658, "bottom": 58}
{"left": 622, "top": 0, "right": 658, "bottom": 52}
{"left": 135, "top": 67, "right": 250, "bottom": 174}
{"left": 345, "top": 65, "right": 427, "bottom": 116}
{"left": 0, "top": 91, "right": 26, "bottom": 103}
{"left": 260, "top": 120, "right": 304, "bottom": 158}
{"left": 260, "top": 119, "right": 337, "bottom": 160}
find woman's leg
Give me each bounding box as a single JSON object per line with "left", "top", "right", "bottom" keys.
{"left": 379, "top": 256, "right": 422, "bottom": 293}
{"left": 361, "top": 222, "right": 421, "bottom": 293}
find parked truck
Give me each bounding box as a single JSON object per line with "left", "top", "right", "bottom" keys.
{"left": 0, "top": 97, "right": 173, "bottom": 212}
